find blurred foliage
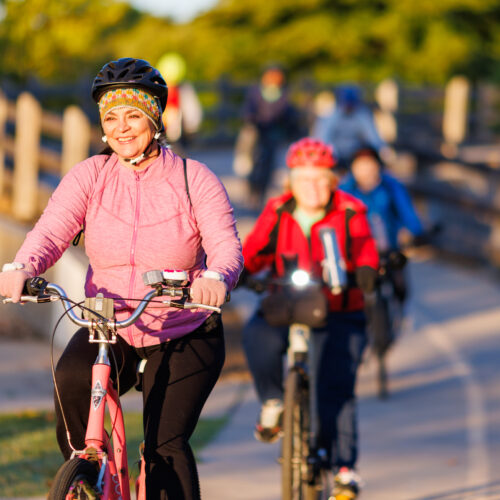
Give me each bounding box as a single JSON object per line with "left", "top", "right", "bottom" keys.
{"left": 1, "top": 0, "right": 499, "bottom": 85}
{"left": 0, "top": 410, "right": 227, "bottom": 496}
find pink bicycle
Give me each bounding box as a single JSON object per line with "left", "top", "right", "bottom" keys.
{"left": 3, "top": 270, "right": 221, "bottom": 500}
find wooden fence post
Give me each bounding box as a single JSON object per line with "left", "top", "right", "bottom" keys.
{"left": 442, "top": 76, "right": 470, "bottom": 155}
{"left": 13, "top": 92, "right": 42, "bottom": 221}
{"left": 0, "top": 91, "right": 7, "bottom": 200}
{"left": 61, "top": 105, "right": 91, "bottom": 176}
{"left": 374, "top": 79, "right": 398, "bottom": 143}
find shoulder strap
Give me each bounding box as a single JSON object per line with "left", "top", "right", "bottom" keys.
{"left": 344, "top": 207, "right": 355, "bottom": 261}
{"left": 72, "top": 154, "right": 111, "bottom": 246}
{"left": 183, "top": 157, "right": 193, "bottom": 208}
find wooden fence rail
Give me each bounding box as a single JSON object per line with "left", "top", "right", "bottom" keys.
{"left": 0, "top": 90, "right": 99, "bottom": 221}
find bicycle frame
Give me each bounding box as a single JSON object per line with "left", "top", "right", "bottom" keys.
{"left": 3, "top": 274, "right": 222, "bottom": 500}
{"left": 283, "top": 322, "right": 331, "bottom": 500}
{"left": 75, "top": 340, "right": 135, "bottom": 500}
{"left": 287, "top": 322, "right": 317, "bottom": 450}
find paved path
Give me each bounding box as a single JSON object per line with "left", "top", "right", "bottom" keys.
{"left": 197, "top": 253, "right": 500, "bottom": 500}
{"left": 3, "top": 255, "right": 500, "bottom": 499}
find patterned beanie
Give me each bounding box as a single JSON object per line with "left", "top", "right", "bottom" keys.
{"left": 98, "top": 88, "right": 161, "bottom": 129}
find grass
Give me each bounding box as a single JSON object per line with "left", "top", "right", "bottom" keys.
{"left": 0, "top": 410, "right": 228, "bottom": 497}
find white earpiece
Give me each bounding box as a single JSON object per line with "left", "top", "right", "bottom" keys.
{"left": 102, "top": 135, "right": 107, "bottom": 143}
{"left": 154, "top": 131, "right": 161, "bottom": 140}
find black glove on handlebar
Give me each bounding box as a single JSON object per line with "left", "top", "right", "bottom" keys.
{"left": 355, "top": 266, "right": 378, "bottom": 294}
{"left": 388, "top": 251, "right": 407, "bottom": 270}
{"left": 412, "top": 234, "right": 429, "bottom": 247}
{"left": 234, "top": 268, "right": 250, "bottom": 290}
{"left": 235, "top": 268, "right": 267, "bottom": 293}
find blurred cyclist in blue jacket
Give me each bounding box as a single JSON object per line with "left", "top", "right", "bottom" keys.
{"left": 314, "top": 85, "right": 387, "bottom": 170}
{"left": 340, "top": 147, "right": 424, "bottom": 305}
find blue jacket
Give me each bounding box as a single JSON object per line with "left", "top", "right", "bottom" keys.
{"left": 314, "top": 106, "right": 386, "bottom": 163}
{"left": 340, "top": 173, "right": 423, "bottom": 250}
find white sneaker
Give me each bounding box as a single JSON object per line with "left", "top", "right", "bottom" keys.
{"left": 254, "top": 399, "right": 283, "bottom": 443}
{"left": 330, "top": 467, "right": 363, "bottom": 499}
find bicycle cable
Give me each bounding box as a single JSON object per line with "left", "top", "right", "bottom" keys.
{"left": 50, "top": 298, "right": 84, "bottom": 453}
{"left": 49, "top": 294, "right": 124, "bottom": 454}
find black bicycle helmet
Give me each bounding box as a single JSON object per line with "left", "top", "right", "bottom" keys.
{"left": 92, "top": 58, "right": 168, "bottom": 110}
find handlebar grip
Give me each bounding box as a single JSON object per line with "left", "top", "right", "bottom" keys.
{"left": 187, "top": 288, "right": 230, "bottom": 303}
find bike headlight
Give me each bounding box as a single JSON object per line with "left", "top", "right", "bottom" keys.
{"left": 291, "top": 270, "right": 310, "bottom": 287}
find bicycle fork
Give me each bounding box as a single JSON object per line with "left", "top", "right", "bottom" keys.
{"left": 82, "top": 342, "right": 131, "bottom": 499}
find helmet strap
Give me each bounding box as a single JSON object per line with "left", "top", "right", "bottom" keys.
{"left": 124, "top": 137, "right": 159, "bottom": 166}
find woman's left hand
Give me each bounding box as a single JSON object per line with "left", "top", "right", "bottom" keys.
{"left": 190, "top": 277, "right": 227, "bottom": 308}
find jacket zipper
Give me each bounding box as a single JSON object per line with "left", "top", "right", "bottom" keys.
{"left": 127, "top": 173, "right": 141, "bottom": 345}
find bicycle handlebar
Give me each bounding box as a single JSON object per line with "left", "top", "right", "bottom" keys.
{"left": 2, "top": 278, "right": 222, "bottom": 329}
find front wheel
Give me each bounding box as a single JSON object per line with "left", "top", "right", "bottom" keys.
{"left": 282, "top": 369, "right": 308, "bottom": 500}
{"left": 48, "top": 458, "right": 100, "bottom": 500}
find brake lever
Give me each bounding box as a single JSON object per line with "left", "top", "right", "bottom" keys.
{"left": 3, "top": 294, "right": 59, "bottom": 304}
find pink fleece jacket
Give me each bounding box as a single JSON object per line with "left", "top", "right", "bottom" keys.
{"left": 15, "top": 148, "right": 243, "bottom": 347}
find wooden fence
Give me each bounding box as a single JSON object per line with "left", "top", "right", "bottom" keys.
{"left": 0, "top": 76, "right": 494, "bottom": 227}
{"left": 0, "top": 90, "right": 101, "bottom": 221}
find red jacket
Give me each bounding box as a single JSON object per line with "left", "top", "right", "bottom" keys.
{"left": 243, "top": 190, "right": 379, "bottom": 312}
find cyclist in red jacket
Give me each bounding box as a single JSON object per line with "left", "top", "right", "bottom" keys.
{"left": 241, "top": 137, "right": 379, "bottom": 498}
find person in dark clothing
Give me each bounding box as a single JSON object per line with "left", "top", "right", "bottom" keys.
{"left": 242, "top": 65, "right": 298, "bottom": 208}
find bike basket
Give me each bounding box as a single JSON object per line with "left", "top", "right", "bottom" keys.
{"left": 260, "top": 288, "right": 328, "bottom": 328}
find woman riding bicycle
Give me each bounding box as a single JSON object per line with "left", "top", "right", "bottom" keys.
{"left": 240, "top": 137, "right": 379, "bottom": 498}
{"left": 0, "top": 58, "right": 243, "bottom": 499}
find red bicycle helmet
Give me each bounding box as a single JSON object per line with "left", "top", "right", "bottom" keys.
{"left": 286, "top": 138, "right": 336, "bottom": 169}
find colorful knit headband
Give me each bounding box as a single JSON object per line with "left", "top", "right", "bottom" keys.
{"left": 98, "top": 88, "right": 161, "bottom": 128}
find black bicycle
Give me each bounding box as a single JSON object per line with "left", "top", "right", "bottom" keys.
{"left": 364, "top": 249, "right": 406, "bottom": 399}
{"left": 365, "top": 225, "right": 440, "bottom": 399}
{"left": 246, "top": 269, "right": 330, "bottom": 500}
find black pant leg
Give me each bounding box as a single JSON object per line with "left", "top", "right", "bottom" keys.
{"left": 142, "top": 314, "right": 225, "bottom": 500}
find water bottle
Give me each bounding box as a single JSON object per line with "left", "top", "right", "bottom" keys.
{"left": 319, "top": 227, "right": 347, "bottom": 295}
{"left": 369, "top": 213, "right": 390, "bottom": 253}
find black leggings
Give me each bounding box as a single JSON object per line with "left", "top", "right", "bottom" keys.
{"left": 54, "top": 314, "right": 225, "bottom": 500}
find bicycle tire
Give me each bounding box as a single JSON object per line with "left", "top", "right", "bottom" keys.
{"left": 304, "top": 482, "right": 321, "bottom": 500}
{"left": 369, "top": 292, "right": 392, "bottom": 356}
{"left": 305, "top": 465, "right": 331, "bottom": 500}
{"left": 377, "top": 352, "right": 389, "bottom": 400}
{"left": 48, "top": 458, "right": 100, "bottom": 500}
{"left": 282, "top": 369, "right": 307, "bottom": 500}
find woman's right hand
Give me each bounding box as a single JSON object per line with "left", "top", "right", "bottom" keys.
{"left": 0, "top": 270, "right": 32, "bottom": 303}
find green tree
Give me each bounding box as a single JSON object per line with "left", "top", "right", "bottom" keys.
{"left": 0, "top": 0, "right": 499, "bottom": 85}
{"left": 0, "top": 0, "right": 143, "bottom": 82}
